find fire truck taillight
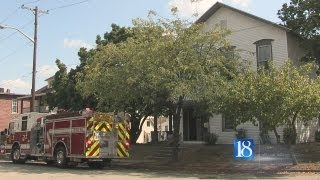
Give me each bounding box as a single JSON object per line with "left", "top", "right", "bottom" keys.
{"left": 124, "top": 141, "right": 130, "bottom": 148}
{"left": 87, "top": 140, "right": 92, "bottom": 145}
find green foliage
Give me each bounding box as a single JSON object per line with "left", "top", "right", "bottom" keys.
{"left": 96, "top": 24, "right": 133, "bottom": 46}
{"left": 315, "top": 130, "right": 320, "bottom": 142}
{"left": 47, "top": 59, "right": 69, "bottom": 110}
{"left": 47, "top": 24, "right": 132, "bottom": 111}
{"left": 77, "top": 12, "right": 240, "bottom": 147}
{"left": 235, "top": 128, "right": 246, "bottom": 139}
{"left": 278, "top": 0, "right": 320, "bottom": 72}
{"left": 283, "top": 127, "right": 297, "bottom": 145}
{"left": 214, "top": 61, "right": 320, "bottom": 143}
{"left": 278, "top": 0, "right": 320, "bottom": 40}
{"left": 204, "top": 133, "right": 219, "bottom": 145}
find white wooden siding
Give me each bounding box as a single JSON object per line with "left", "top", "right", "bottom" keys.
{"left": 209, "top": 113, "right": 319, "bottom": 144}
{"left": 209, "top": 114, "right": 260, "bottom": 144}
{"left": 203, "top": 7, "right": 289, "bottom": 70}
{"left": 296, "top": 118, "right": 319, "bottom": 143}
{"left": 186, "top": 6, "right": 316, "bottom": 144}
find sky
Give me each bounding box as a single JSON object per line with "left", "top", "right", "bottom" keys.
{"left": 0, "top": 0, "right": 290, "bottom": 94}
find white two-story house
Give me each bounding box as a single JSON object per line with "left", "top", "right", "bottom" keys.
{"left": 180, "top": 2, "right": 318, "bottom": 144}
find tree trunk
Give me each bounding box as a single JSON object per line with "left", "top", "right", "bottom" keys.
{"left": 169, "top": 113, "right": 173, "bottom": 134}
{"left": 129, "top": 114, "right": 141, "bottom": 144}
{"left": 272, "top": 126, "right": 280, "bottom": 144}
{"left": 172, "top": 96, "right": 183, "bottom": 161}
{"left": 153, "top": 113, "right": 158, "bottom": 143}
{"left": 286, "top": 111, "right": 299, "bottom": 165}
{"left": 287, "top": 144, "right": 298, "bottom": 165}
{"left": 291, "top": 111, "right": 299, "bottom": 145}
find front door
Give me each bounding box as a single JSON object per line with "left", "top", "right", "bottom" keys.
{"left": 183, "top": 108, "right": 208, "bottom": 141}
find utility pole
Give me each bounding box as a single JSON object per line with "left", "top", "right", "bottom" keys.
{"left": 21, "top": 5, "right": 48, "bottom": 112}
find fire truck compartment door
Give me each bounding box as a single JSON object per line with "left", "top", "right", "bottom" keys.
{"left": 99, "top": 131, "right": 117, "bottom": 157}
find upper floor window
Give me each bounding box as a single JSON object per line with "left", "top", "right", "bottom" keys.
{"left": 12, "top": 99, "right": 18, "bottom": 113}
{"left": 254, "top": 39, "right": 274, "bottom": 69}
{"left": 146, "top": 120, "right": 150, "bottom": 127}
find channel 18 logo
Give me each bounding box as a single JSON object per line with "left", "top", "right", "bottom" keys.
{"left": 233, "top": 139, "right": 254, "bottom": 159}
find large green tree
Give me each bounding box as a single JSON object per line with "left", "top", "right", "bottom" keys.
{"left": 77, "top": 11, "right": 241, "bottom": 158}
{"left": 47, "top": 24, "right": 132, "bottom": 111}
{"left": 278, "top": 0, "right": 320, "bottom": 73}
{"left": 214, "top": 62, "right": 320, "bottom": 144}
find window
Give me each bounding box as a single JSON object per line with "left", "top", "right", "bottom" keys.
{"left": 21, "top": 116, "right": 28, "bottom": 131}
{"left": 165, "top": 125, "right": 168, "bottom": 131}
{"left": 254, "top": 39, "right": 273, "bottom": 69}
{"left": 146, "top": 121, "right": 150, "bottom": 127}
{"left": 12, "top": 99, "right": 18, "bottom": 113}
{"left": 222, "top": 114, "right": 235, "bottom": 131}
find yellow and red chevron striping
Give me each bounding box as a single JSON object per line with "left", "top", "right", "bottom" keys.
{"left": 117, "top": 123, "right": 130, "bottom": 141}
{"left": 117, "top": 141, "right": 129, "bottom": 157}
{"left": 86, "top": 121, "right": 94, "bottom": 130}
{"left": 94, "top": 121, "right": 112, "bottom": 132}
{"left": 85, "top": 134, "right": 100, "bottom": 157}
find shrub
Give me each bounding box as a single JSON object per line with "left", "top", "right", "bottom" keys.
{"left": 315, "top": 130, "right": 320, "bottom": 142}
{"left": 235, "top": 128, "right": 247, "bottom": 139}
{"left": 259, "top": 131, "right": 271, "bottom": 144}
{"left": 283, "top": 127, "right": 296, "bottom": 145}
{"left": 204, "top": 133, "right": 219, "bottom": 145}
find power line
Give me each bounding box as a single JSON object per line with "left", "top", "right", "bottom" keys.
{"left": 0, "top": 41, "right": 32, "bottom": 65}
{"left": 0, "top": 7, "right": 20, "bottom": 24}
{"left": 0, "top": 0, "right": 42, "bottom": 24}
{"left": 23, "top": 0, "right": 42, "bottom": 5}
{"left": 0, "top": 72, "right": 32, "bottom": 87}
{"left": 0, "top": 63, "right": 78, "bottom": 87}
{"left": 48, "top": 0, "right": 90, "bottom": 11}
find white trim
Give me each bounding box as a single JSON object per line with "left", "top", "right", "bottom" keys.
{"left": 5, "top": 145, "right": 12, "bottom": 149}
{"left": 46, "top": 117, "right": 86, "bottom": 123}
{"left": 48, "top": 127, "right": 86, "bottom": 134}
{"left": 17, "top": 144, "right": 30, "bottom": 149}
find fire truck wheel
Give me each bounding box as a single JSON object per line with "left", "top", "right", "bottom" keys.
{"left": 55, "top": 146, "right": 67, "bottom": 168}
{"left": 11, "top": 145, "right": 25, "bottom": 164}
{"left": 87, "top": 162, "right": 104, "bottom": 169}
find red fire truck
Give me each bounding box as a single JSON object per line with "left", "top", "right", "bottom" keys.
{"left": 0, "top": 110, "right": 130, "bottom": 168}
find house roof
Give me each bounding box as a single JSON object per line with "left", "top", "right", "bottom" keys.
{"left": 17, "top": 93, "right": 47, "bottom": 100}
{"left": 195, "top": 2, "right": 291, "bottom": 32}
{"left": 0, "top": 92, "right": 26, "bottom": 97}
{"left": 45, "top": 76, "right": 54, "bottom": 81}
{"left": 35, "top": 85, "right": 49, "bottom": 94}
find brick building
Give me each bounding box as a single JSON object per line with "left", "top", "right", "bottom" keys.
{"left": 0, "top": 88, "right": 27, "bottom": 131}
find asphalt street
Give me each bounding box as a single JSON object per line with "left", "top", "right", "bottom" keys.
{"left": 0, "top": 160, "right": 319, "bottom": 179}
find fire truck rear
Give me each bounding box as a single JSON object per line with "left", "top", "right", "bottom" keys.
{"left": 0, "top": 111, "right": 130, "bottom": 168}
